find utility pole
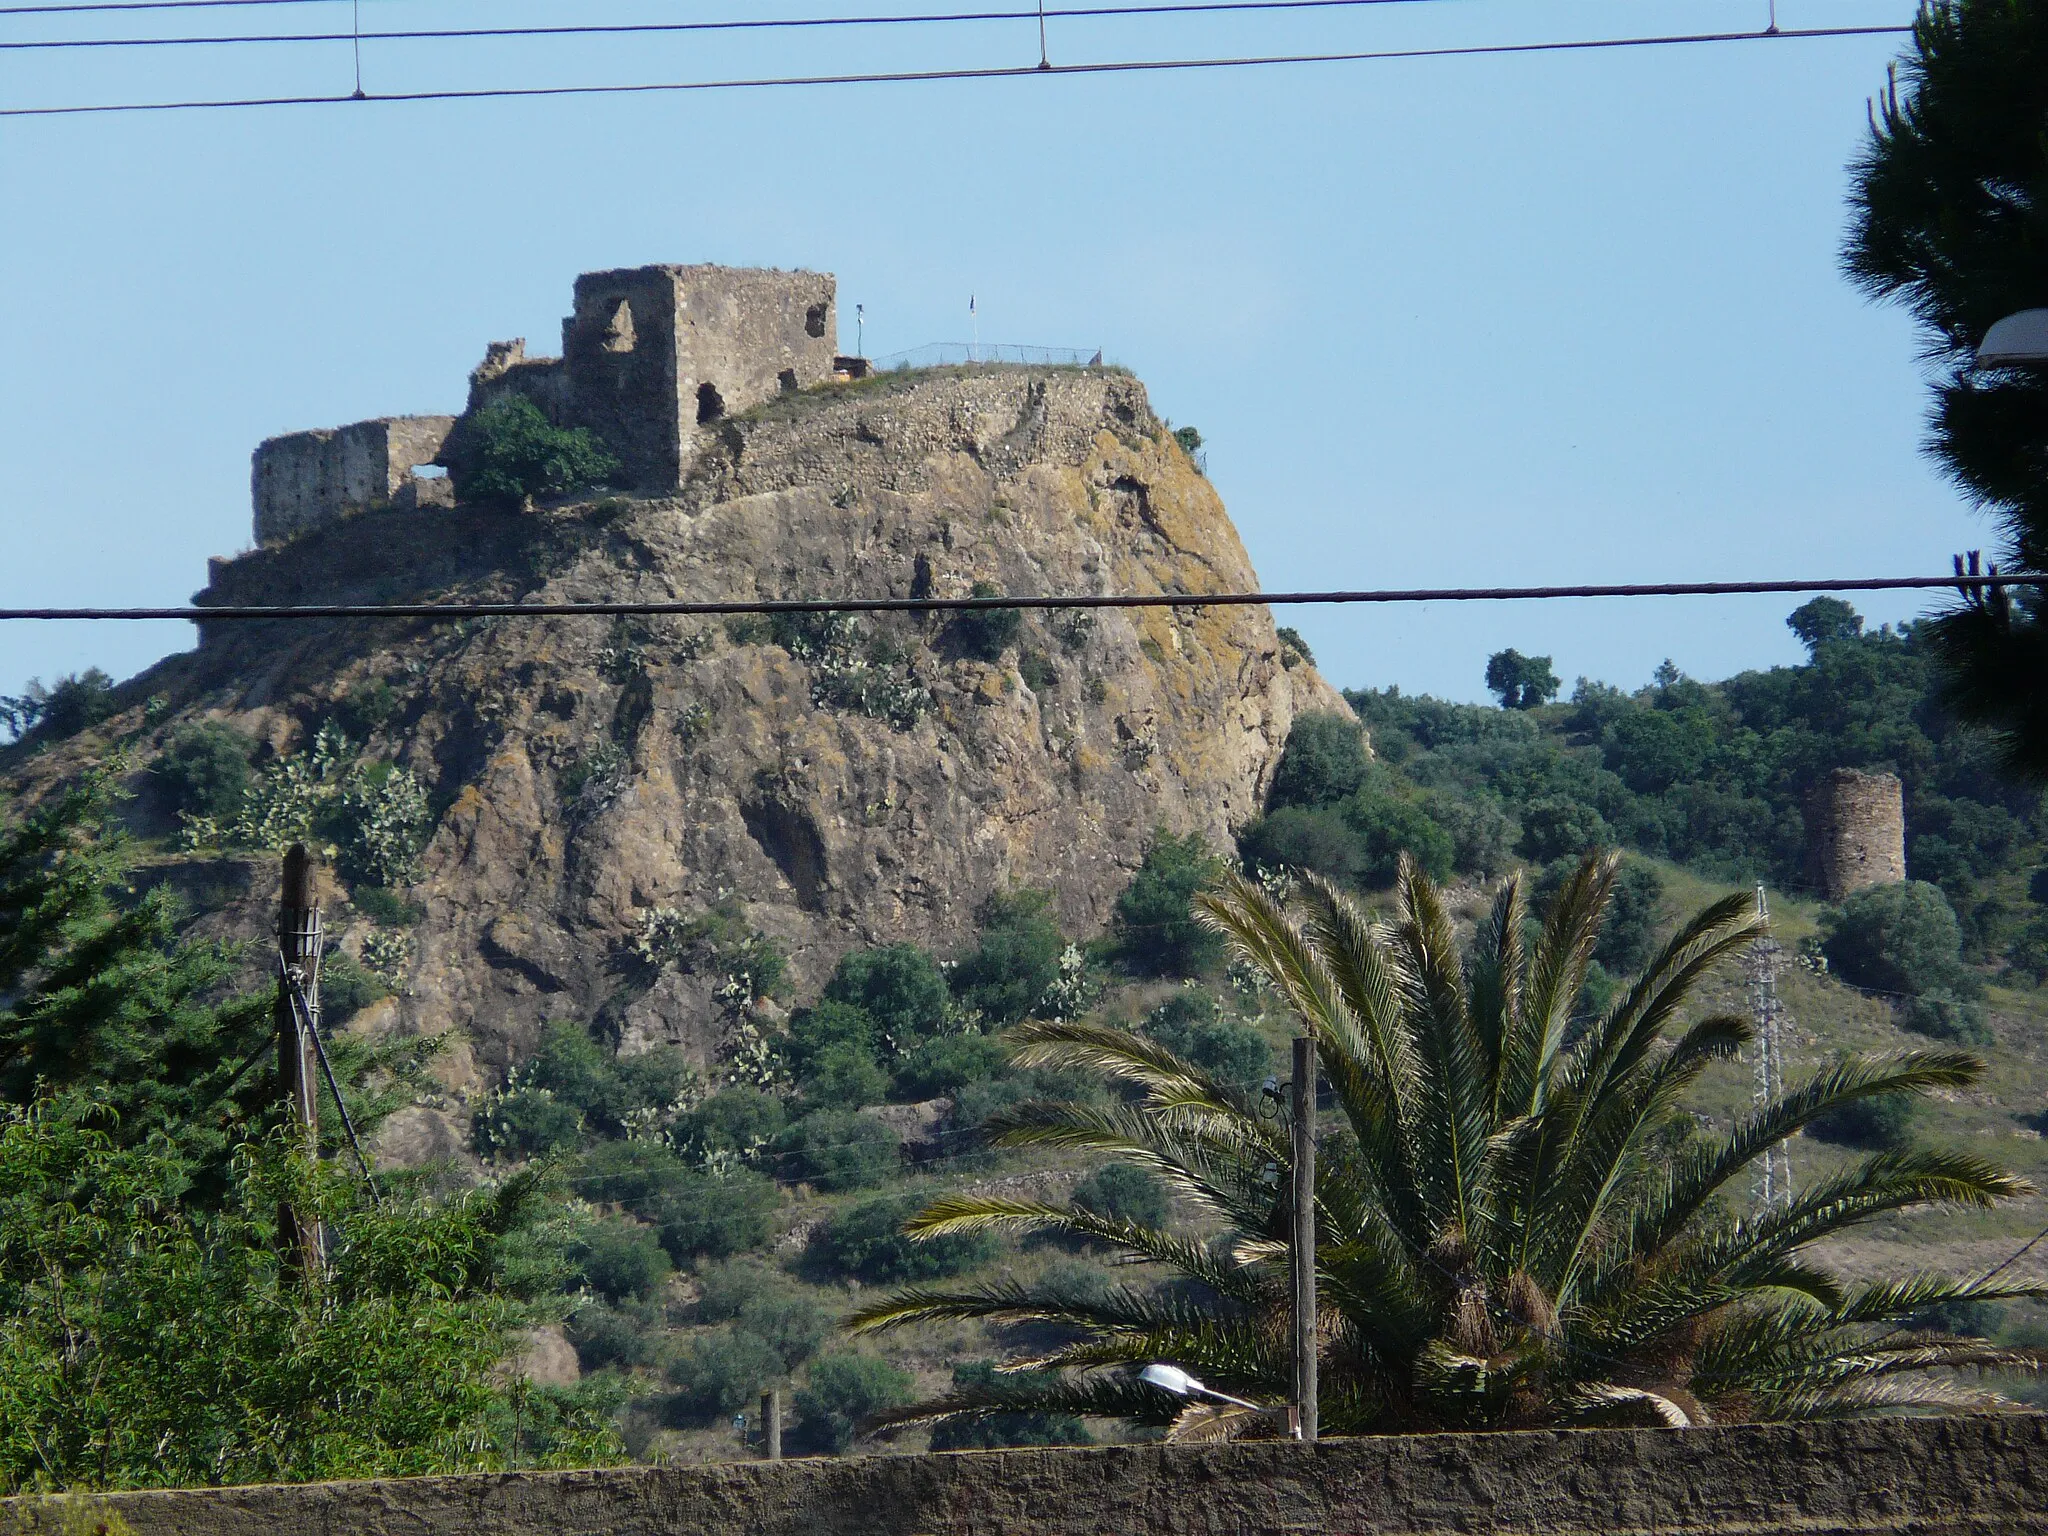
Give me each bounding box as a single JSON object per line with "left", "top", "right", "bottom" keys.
{"left": 276, "top": 842, "right": 325, "bottom": 1277}
{"left": 761, "top": 1389, "right": 783, "bottom": 1460}
{"left": 1744, "top": 885, "right": 1793, "bottom": 1211}
{"left": 1289, "top": 1035, "right": 1318, "bottom": 1442}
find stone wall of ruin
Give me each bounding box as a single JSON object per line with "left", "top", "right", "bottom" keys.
{"left": 1808, "top": 767, "right": 1908, "bottom": 899}
{"left": 14, "top": 1415, "right": 2047, "bottom": 1536}
{"left": 251, "top": 416, "right": 455, "bottom": 546}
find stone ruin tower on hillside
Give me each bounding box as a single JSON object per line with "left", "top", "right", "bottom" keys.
{"left": 249, "top": 264, "right": 838, "bottom": 545}
{"left": 1807, "top": 767, "right": 1907, "bottom": 900}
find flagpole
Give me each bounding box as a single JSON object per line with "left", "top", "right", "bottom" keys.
{"left": 970, "top": 296, "right": 978, "bottom": 363}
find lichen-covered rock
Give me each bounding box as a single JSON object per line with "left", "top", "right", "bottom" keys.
{"left": 9, "top": 366, "right": 1349, "bottom": 1129}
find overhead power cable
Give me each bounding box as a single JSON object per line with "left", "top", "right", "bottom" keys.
{"left": 0, "top": 573, "right": 2033, "bottom": 623}
{"left": 1, "top": 0, "right": 1482, "bottom": 52}
{"left": 0, "top": 23, "right": 1915, "bottom": 117}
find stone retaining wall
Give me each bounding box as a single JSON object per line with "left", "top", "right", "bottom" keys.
{"left": 12, "top": 1414, "right": 2048, "bottom": 1535}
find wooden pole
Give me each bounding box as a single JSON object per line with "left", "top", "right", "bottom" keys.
{"left": 1290, "top": 1034, "right": 1318, "bottom": 1442}
{"left": 762, "top": 1388, "right": 783, "bottom": 1460}
{"left": 276, "top": 842, "right": 325, "bottom": 1278}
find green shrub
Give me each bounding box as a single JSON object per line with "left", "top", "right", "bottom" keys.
{"left": 325, "top": 761, "right": 433, "bottom": 887}
{"left": 1808, "top": 1092, "right": 1918, "bottom": 1150}
{"left": 1141, "top": 991, "right": 1271, "bottom": 1091}
{"left": 802, "top": 1043, "right": 889, "bottom": 1108}
{"left": 471, "top": 1086, "right": 582, "bottom": 1161}
{"left": 1239, "top": 806, "right": 1366, "bottom": 888}
{"left": 572, "top": 1138, "right": 694, "bottom": 1220}
{"left": 1517, "top": 796, "right": 1610, "bottom": 864}
{"left": 951, "top": 889, "right": 1064, "bottom": 1026}
{"left": 953, "top": 580, "right": 1023, "bottom": 662}
{"left": 1274, "top": 626, "right": 1313, "bottom": 666}
{"left": 352, "top": 885, "right": 425, "bottom": 925}
{"left": 694, "top": 1264, "right": 830, "bottom": 1371}
{"left": 1485, "top": 649, "right": 1561, "bottom": 710}
{"left": 1071, "top": 1162, "right": 1169, "bottom": 1229}
{"left": 792, "top": 1352, "right": 914, "bottom": 1455}
{"left": 1018, "top": 650, "right": 1058, "bottom": 692}
{"left": 1901, "top": 992, "right": 1995, "bottom": 1047}
{"left": 1268, "top": 711, "right": 1369, "bottom": 810}
{"left": 1824, "top": 881, "right": 1977, "bottom": 999}
{"left": 774, "top": 1110, "right": 898, "bottom": 1190}
{"left": 892, "top": 1034, "right": 1008, "bottom": 1101}
{"left": 927, "top": 1361, "right": 1094, "bottom": 1449}
{"left": 334, "top": 678, "right": 400, "bottom": 738}
{"left": 0, "top": 669, "right": 117, "bottom": 743}
{"left": 512, "top": 1021, "right": 691, "bottom": 1140}
{"left": 319, "top": 949, "right": 390, "bottom": 1027}
{"left": 155, "top": 722, "right": 252, "bottom": 819}
{"left": 822, "top": 944, "right": 950, "bottom": 1054}
{"left": 565, "top": 1299, "right": 651, "bottom": 1372}
{"left": 664, "top": 1328, "right": 784, "bottom": 1420}
{"left": 444, "top": 395, "right": 620, "bottom": 508}
{"left": 1343, "top": 787, "right": 1455, "bottom": 886}
{"left": 2006, "top": 913, "right": 2048, "bottom": 984}
{"left": 653, "top": 1169, "right": 778, "bottom": 1263}
{"left": 571, "top": 1214, "right": 672, "bottom": 1302}
{"left": 676, "top": 1087, "right": 788, "bottom": 1166}
{"left": 784, "top": 999, "right": 879, "bottom": 1074}
{"left": 1537, "top": 858, "right": 1663, "bottom": 974}
{"left": 818, "top": 1192, "right": 999, "bottom": 1283}
{"left": 1424, "top": 789, "right": 1517, "bottom": 880}
{"left": 1113, "top": 830, "right": 1227, "bottom": 976}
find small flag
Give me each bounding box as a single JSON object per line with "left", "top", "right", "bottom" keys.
{"left": 969, "top": 295, "right": 976, "bottom": 315}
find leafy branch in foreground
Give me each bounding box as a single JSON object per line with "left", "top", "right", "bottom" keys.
{"left": 852, "top": 852, "right": 2045, "bottom": 1438}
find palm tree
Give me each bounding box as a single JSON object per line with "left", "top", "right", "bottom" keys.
{"left": 851, "top": 854, "right": 2045, "bottom": 1436}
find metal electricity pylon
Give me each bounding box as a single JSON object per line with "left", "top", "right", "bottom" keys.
{"left": 1744, "top": 885, "right": 1794, "bottom": 1210}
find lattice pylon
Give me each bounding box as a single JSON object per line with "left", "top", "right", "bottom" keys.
{"left": 1744, "top": 885, "right": 1794, "bottom": 1210}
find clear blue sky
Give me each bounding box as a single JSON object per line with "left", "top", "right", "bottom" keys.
{"left": 0, "top": 0, "right": 1967, "bottom": 706}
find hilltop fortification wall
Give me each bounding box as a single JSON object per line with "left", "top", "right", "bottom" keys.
{"left": 16, "top": 1414, "right": 2047, "bottom": 1536}
{"left": 252, "top": 416, "right": 456, "bottom": 546}
{"left": 252, "top": 265, "right": 837, "bottom": 545}
{"left": 1808, "top": 767, "right": 1908, "bottom": 899}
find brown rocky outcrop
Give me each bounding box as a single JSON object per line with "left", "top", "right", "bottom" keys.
{"left": 8, "top": 366, "right": 1349, "bottom": 1131}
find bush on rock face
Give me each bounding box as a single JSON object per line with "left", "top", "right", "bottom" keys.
{"left": 155, "top": 721, "right": 253, "bottom": 819}
{"left": 444, "top": 396, "right": 619, "bottom": 508}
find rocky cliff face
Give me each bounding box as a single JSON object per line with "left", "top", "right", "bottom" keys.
{"left": 13, "top": 365, "right": 1350, "bottom": 1140}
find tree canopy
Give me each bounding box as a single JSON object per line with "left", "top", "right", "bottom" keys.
{"left": 1844, "top": 0, "right": 2048, "bottom": 778}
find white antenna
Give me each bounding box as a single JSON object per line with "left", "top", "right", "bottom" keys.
{"left": 1745, "top": 884, "right": 1793, "bottom": 1209}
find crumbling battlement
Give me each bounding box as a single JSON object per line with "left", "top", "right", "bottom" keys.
{"left": 252, "top": 416, "right": 456, "bottom": 547}
{"left": 249, "top": 265, "right": 837, "bottom": 544}
{"left": 1808, "top": 767, "right": 1908, "bottom": 899}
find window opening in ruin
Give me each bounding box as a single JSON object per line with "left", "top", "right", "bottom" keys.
{"left": 778, "top": 368, "right": 799, "bottom": 394}
{"left": 411, "top": 464, "right": 448, "bottom": 479}
{"left": 696, "top": 382, "right": 726, "bottom": 424}
{"left": 805, "top": 303, "right": 828, "bottom": 339}
{"left": 602, "top": 299, "right": 636, "bottom": 353}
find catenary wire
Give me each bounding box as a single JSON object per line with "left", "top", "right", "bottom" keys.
{"left": 0, "top": 0, "right": 1529, "bottom": 52}
{"left": 0, "top": 573, "right": 2034, "bottom": 622}
{"left": 0, "top": 23, "right": 1916, "bottom": 116}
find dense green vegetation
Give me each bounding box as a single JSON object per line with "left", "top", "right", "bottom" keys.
{"left": 1288, "top": 602, "right": 2048, "bottom": 989}
{"left": 442, "top": 395, "right": 621, "bottom": 509}
{"left": 0, "top": 778, "right": 617, "bottom": 1492}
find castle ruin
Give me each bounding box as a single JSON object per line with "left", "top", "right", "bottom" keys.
{"left": 249, "top": 265, "right": 838, "bottom": 545}
{"left": 1807, "top": 767, "right": 1907, "bottom": 899}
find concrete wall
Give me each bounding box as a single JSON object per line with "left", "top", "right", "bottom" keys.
{"left": 251, "top": 416, "right": 456, "bottom": 546}
{"left": 14, "top": 1414, "right": 2048, "bottom": 1536}
{"left": 1809, "top": 767, "right": 1909, "bottom": 899}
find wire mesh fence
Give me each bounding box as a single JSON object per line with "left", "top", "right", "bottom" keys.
{"left": 866, "top": 342, "right": 1105, "bottom": 370}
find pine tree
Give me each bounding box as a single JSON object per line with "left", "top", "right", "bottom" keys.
{"left": 1844, "top": 0, "right": 2048, "bottom": 779}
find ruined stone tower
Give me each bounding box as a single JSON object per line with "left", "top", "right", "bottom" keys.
{"left": 1807, "top": 768, "right": 1907, "bottom": 899}
{"left": 248, "top": 264, "right": 838, "bottom": 543}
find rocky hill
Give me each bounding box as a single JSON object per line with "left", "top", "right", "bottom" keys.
{"left": 6, "top": 364, "right": 1348, "bottom": 1153}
